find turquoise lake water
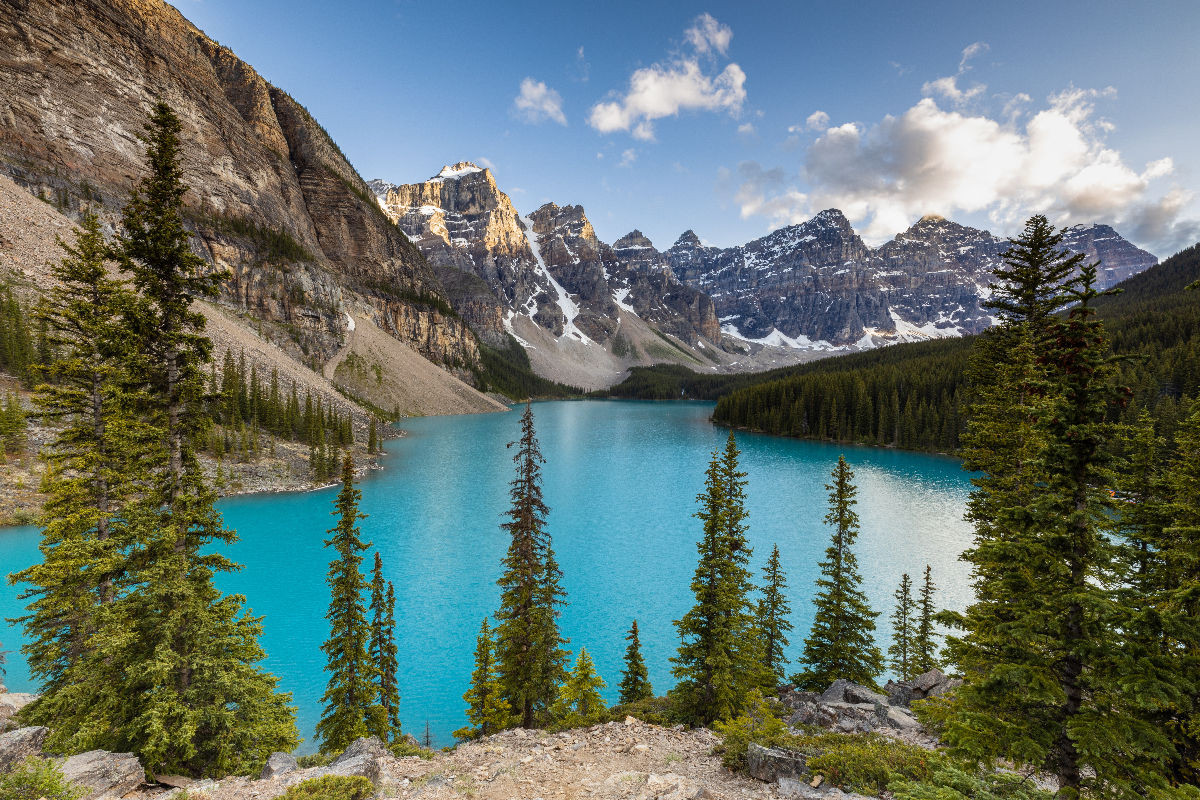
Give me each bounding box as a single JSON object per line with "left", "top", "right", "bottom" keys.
{"left": 0, "top": 400, "right": 975, "bottom": 750}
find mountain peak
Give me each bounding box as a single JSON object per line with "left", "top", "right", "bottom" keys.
{"left": 917, "top": 213, "right": 946, "bottom": 224}
{"left": 614, "top": 230, "right": 655, "bottom": 251}
{"left": 672, "top": 230, "right": 703, "bottom": 248}
{"left": 431, "top": 162, "right": 485, "bottom": 182}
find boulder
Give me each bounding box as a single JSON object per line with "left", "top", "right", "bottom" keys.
{"left": 746, "top": 742, "right": 807, "bottom": 782}
{"left": 926, "top": 677, "right": 963, "bottom": 698}
{"left": 843, "top": 684, "right": 888, "bottom": 706}
{"left": 60, "top": 750, "right": 144, "bottom": 800}
{"left": 0, "top": 726, "right": 49, "bottom": 772}
{"left": 260, "top": 751, "right": 299, "bottom": 779}
{"left": 330, "top": 736, "right": 390, "bottom": 784}
{"left": 819, "top": 679, "right": 852, "bottom": 703}
{"left": 885, "top": 706, "right": 922, "bottom": 731}
{"left": 883, "top": 679, "right": 916, "bottom": 708}
{"left": 910, "top": 669, "right": 947, "bottom": 693}
{"left": 0, "top": 692, "right": 39, "bottom": 730}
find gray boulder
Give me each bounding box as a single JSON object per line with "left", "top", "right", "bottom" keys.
{"left": 746, "top": 742, "right": 807, "bottom": 782}
{"left": 843, "top": 684, "right": 888, "bottom": 706}
{"left": 60, "top": 750, "right": 144, "bottom": 800}
{"left": 882, "top": 679, "right": 916, "bottom": 707}
{"left": 261, "top": 751, "right": 299, "bottom": 779}
{"left": 0, "top": 692, "right": 39, "bottom": 730}
{"left": 0, "top": 726, "right": 49, "bottom": 772}
{"left": 910, "top": 669, "right": 947, "bottom": 693}
{"left": 330, "top": 736, "right": 390, "bottom": 784}
{"left": 819, "top": 679, "right": 852, "bottom": 703}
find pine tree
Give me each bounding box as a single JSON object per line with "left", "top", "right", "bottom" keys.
{"left": 494, "top": 403, "right": 568, "bottom": 728}
{"left": 380, "top": 581, "right": 401, "bottom": 742}
{"left": 888, "top": 573, "right": 917, "bottom": 681}
{"left": 755, "top": 544, "right": 792, "bottom": 688}
{"left": 937, "top": 218, "right": 1174, "bottom": 799}
{"left": 456, "top": 618, "right": 511, "bottom": 740}
{"left": 793, "top": 456, "right": 883, "bottom": 691}
{"left": 618, "top": 620, "right": 652, "bottom": 704}
{"left": 11, "top": 213, "right": 142, "bottom": 722}
{"left": 913, "top": 566, "right": 939, "bottom": 674}
{"left": 671, "top": 432, "right": 767, "bottom": 725}
{"left": 316, "top": 455, "right": 379, "bottom": 754}
{"left": 365, "top": 552, "right": 391, "bottom": 742}
{"left": 36, "top": 102, "right": 298, "bottom": 776}
{"left": 554, "top": 648, "right": 607, "bottom": 726}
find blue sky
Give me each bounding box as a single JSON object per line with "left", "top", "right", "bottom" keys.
{"left": 178, "top": 0, "right": 1199, "bottom": 256}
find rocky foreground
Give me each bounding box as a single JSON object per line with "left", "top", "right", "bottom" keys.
{"left": 0, "top": 671, "right": 970, "bottom": 800}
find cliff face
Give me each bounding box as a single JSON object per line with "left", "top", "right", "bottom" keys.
{"left": 372, "top": 165, "right": 726, "bottom": 384}
{"left": 671, "top": 211, "right": 1157, "bottom": 348}
{"left": 0, "top": 0, "right": 477, "bottom": 369}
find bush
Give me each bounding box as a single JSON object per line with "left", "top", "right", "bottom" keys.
{"left": 608, "top": 695, "right": 680, "bottom": 727}
{"left": 389, "top": 738, "right": 435, "bottom": 760}
{"left": 713, "top": 689, "right": 795, "bottom": 770}
{"left": 294, "top": 753, "right": 334, "bottom": 769}
{"left": 803, "top": 733, "right": 941, "bottom": 795}
{"left": 277, "top": 775, "right": 375, "bottom": 800}
{"left": 890, "top": 760, "right": 1053, "bottom": 800}
{"left": 0, "top": 757, "right": 83, "bottom": 800}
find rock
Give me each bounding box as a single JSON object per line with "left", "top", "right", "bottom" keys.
{"left": 260, "top": 751, "right": 298, "bottom": 779}
{"left": 0, "top": 692, "right": 39, "bottom": 730}
{"left": 883, "top": 679, "right": 916, "bottom": 708}
{"left": 910, "top": 669, "right": 947, "bottom": 693}
{"left": 330, "top": 736, "right": 390, "bottom": 784}
{"left": 745, "top": 742, "right": 807, "bottom": 783}
{"left": 885, "top": 706, "right": 923, "bottom": 731}
{"left": 927, "top": 677, "right": 963, "bottom": 698}
{"left": 842, "top": 684, "right": 888, "bottom": 705}
{"left": 0, "top": 726, "right": 49, "bottom": 772}
{"left": 819, "top": 679, "right": 852, "bottom": 703}
{"left": 60, "top": 750, "right": 144, "bottom": 800}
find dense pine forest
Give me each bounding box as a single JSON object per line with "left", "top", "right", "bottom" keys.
{"left": 603, "top": 243, "right": 1200, "bottom": 454}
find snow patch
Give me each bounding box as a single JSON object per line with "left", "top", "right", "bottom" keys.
{"left": 520, "top": 216, "right": 593, "bottom": 345}
{"left": 344, "top": 312, "right": 355, "bottom": 332}
{"left": 612, "top": 287, "right": 637, "bottom": 314}
{"left": 721, "top": 324, "right": 835, "bottom": 351}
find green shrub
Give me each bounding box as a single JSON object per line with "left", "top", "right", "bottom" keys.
{"left": 713, "top": 689, "right": 795, "bottom": 770}
{"left": 277, "top": 775, "right": 374, "bottom": 800}
{"left": 389, "top": 738, "right": 435, "bottom": 760}
{"left": 890, "top": 760, "right": 1054, "bottom": 800}
{"left": 803, "top": 733, "right": 941, "bottom": 795}
{"left": 608, "top": 695, "right": 680, "bottom": 727}
{"left": 0, "top": 757, "right": 83, "bottom": 800}
{"left": 294, "top": 752, "right": 334, "bottom": 769}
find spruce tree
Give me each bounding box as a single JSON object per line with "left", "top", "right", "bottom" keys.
{"left": 671, "top": 432, "right": 766, "bottom": 725}
{"left": 793, "top": 456, "right": 883, "bottom": 690}
{"left": 888, "top": 573, "right": 917, "bottom": 681}
{"left": 316, "top": 455, "right": 379, "bottom": 754}
{"left": 11, "top": 213, "right": 143, "bottom": 722}
{"left": 938, "top": 218, "right": 1174, "bottom": 798}
{"left": 380, "top": 581, "right": 401, "bottom": 742}
{"left": 36, "top": 102, "right": 298, "bottom": 776}
{"left": 554, "top": 648, "right": 607, "bottom": 726}
{"left": 913, "top": 566, "right": 939, "bottom": 674}
{"left": 755, "top": 544, "right": 793, "bottom": 688}
{"left": 365, "top": 552, "right": 392, "bottom": 742}
{"left": 618, "top": 620, "right": 652, "bottom": 704}
{"left": 494, "top": 402, "right": 568, "bottom": 728}
{"left": 455, "top": 618, "right": 510, "bottom": 740}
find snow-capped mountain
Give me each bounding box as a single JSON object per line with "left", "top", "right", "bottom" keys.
{"left": 670, "top": 211, "right": 1157, "bottom": 349}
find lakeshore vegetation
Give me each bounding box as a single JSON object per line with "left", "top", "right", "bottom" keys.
{"left": 1, "top": 102, "right": 1197, "bottom": 800}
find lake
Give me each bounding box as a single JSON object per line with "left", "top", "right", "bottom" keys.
{"left": 0, "top": 400, "right": 975, "bottom": 749}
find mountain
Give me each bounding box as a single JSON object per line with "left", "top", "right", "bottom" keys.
{"left": 372, "top": 164, "right": 785, "bottom": 389}
{"left": 671, "top": 211, "right": 1158, "bottom": 348}
{"left": 0, "top": 0, "right": 501, "bottom": 413}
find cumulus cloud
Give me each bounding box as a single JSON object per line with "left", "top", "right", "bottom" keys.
{"left": 588, "top": 14, "right": 746, "bottom": 140}
{"left": 685, "top": 13, "right": 732, "bottom": 55}
{"left": 513, "top": 78, "right": 567, "bottom": 125}
{"left": 923, "top": 41, "right": 989, "bottom": 107}
{"left": 738, "top": 122, "right": 756, "bottom": 136}
{"left": 805, "top": 110, "right": 830, "bottom": 132}
{"left": 730, "top": 73, "right": 1198, "bottom": 254}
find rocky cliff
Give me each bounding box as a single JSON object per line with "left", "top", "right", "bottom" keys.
{"left": 0, "top": 0, "right": 480, "bottom": 374}
{"left": 372, "top": 165, "right": 739, "bottom": 388}
{"left": 671, "top": 211, "right": 1157, "bottom": 348}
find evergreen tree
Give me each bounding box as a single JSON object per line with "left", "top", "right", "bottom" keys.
{"left": 755, "top": 544, "right": 792, "bottom": 688}
{"left": 316, "top": 455, "right": 379, "bottom": 754}
{"left": 671, "top": 432, "right": 767, "bottom": 725}
{"left": 888, "top": 573, "right": 917, "bottom": 681}
{"left": 792, "top": 456, "right": 883, "bottom": 690}
{"left": 365, "top": 552, "right": 392, "bottom": 742}
{"left": 554, "top": 648, "right": 607, "bottom": 726}
{"left": 455, "top": 618, "right": 511, "bottom": 740}
{"left": 618, "top": 620, "right": 652, "bottom": 704}
{"left": 913, "top": 566, "right": 939, "bottom": 674}
{"left": 494, "top": 403, "right": 568, "bottom": 728}
{"left": 380, "top": 581, "right": 401, "bottom": 742}
{"left": 11, "top": 213, "right": 142, "bottom": 720}
{"left": 938, "top": 218, "right": 1174, "bottom": 799}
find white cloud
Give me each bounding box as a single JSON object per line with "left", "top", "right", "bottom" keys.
{"left": 923, "top": 41, "right": 989, "bottom": 107}
{"left": 805, "top": 110, "right": 829, "bottom": 132}
{"left": 588, "top": 15, "right": 745, "bottom": 140}
{"left": 738, "top": 122, "right": 756, "bottom": 135}
{"left": 731, "top": 76, "right": 1198, "bottom": 254}
{"left": 619, "top": 148, "right": 637, "bottom": 167}
{"left": 685, "top": 13, "right": 732, "bottom": 56}
{"left": 476, "top": 156, "right": 496, "bottom": 170}
{"left": 513, "top": 78, "right": 567, "bottom": 125}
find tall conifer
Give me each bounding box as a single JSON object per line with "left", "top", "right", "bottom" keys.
{"left": 366, "top": 552, "right": 392, "bottom": 742}
{"left": 316, "top": 455, "right": 378, "bottom": 754}
{"left": 672, "top": 432, "right": 766, "bottom": 725}
{"left": 456, "top": 619, "right": 510, "bottom": 740}
{"left": 888, "top": 573, "right": 917, "bottom": 681}
{"left": 793, "top": 456, "right": 883, "bottom": 690}
{"left": 755, "top": 544, "right": 792, "bottom": 688}
{"left": 913, "top": 566, "right": 940, "bottom": 674}
{"left": 618, "top": 620, "right": 652, "bottom": 704}
{"left": 554, "top": 648, "right": 607, "bottom": 726}
{"left": 494, "top": 403, "right": 568, "bottom": 728}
